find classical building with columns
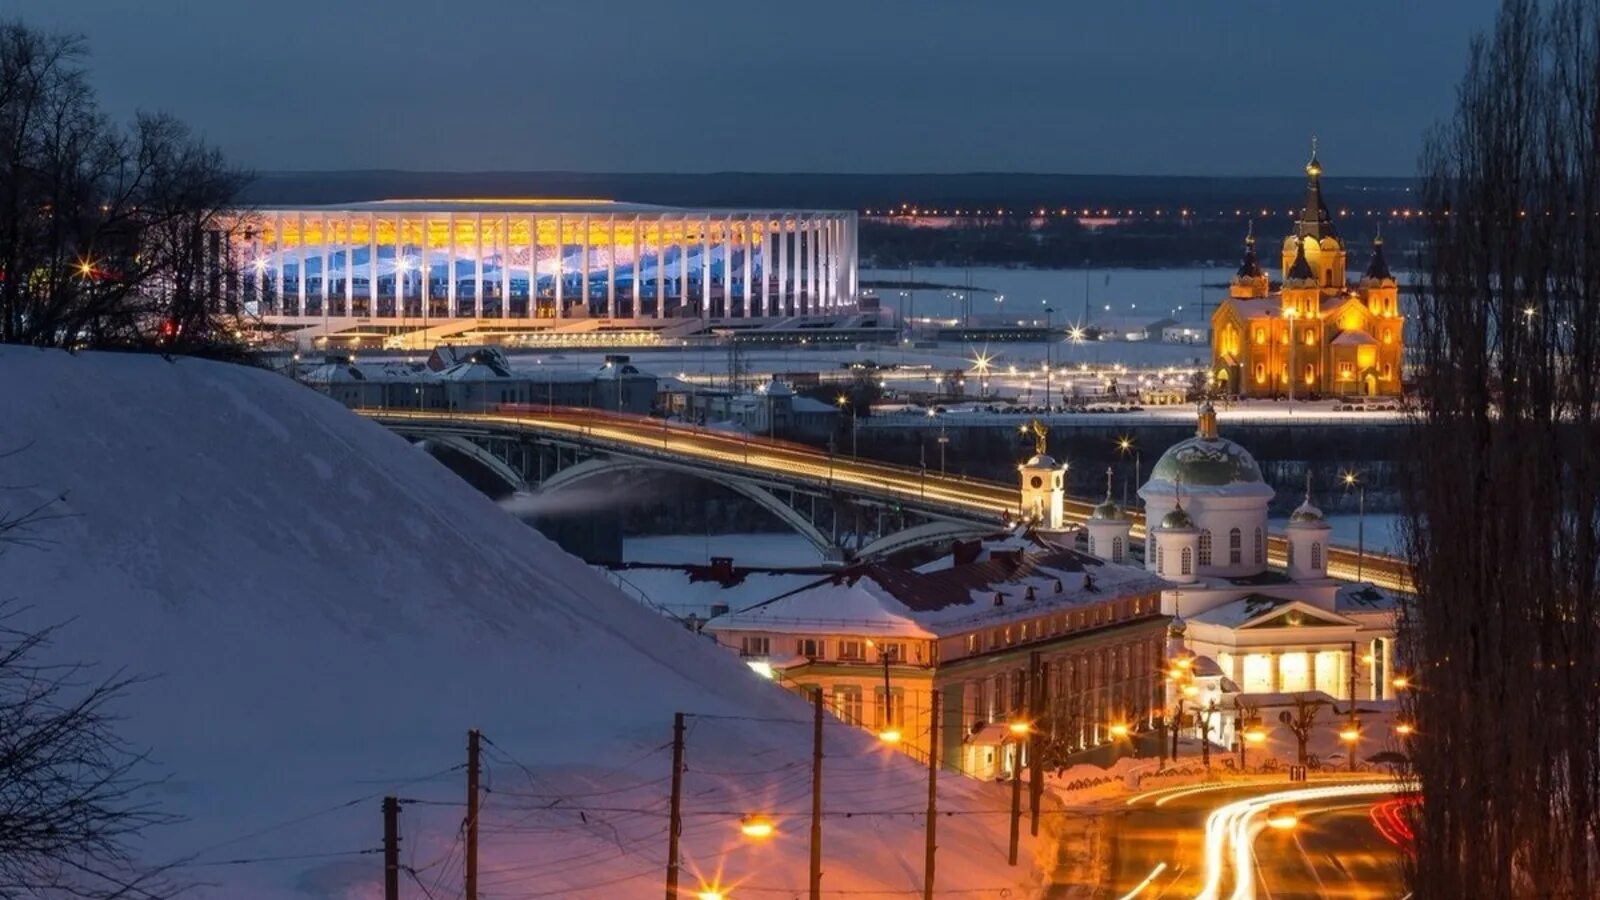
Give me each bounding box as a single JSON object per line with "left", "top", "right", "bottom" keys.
{"left": 222, "top": 200, "right": 860, "bottom": 349}
{"left": 1084, "top": 402, "right": 1399, "bottom": 716}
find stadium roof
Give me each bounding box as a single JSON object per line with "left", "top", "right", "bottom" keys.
{"left": 251, "top": 198, "right": 846, "bottom": 215}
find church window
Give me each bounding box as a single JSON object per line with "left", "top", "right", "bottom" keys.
{"left": 1304, "top": 328, "right": 1316, "bottom": 346}
{"left": 1229, "top": 528, "right": 1242, "bottom": 565}
{"left": 1254, "top": 363, "right": 1266, "bottom": 384}
{"left": 1382, "top": 327, "right": 1393, "bottom": 344}
{"left": 1254, "top": 527, "right": 1264, "bottom": 565}
{"left": 1180, "top": 546, "right": 1193, "bottom": 575}
{"left": 1382, "top": 363, "right": 1394, "bottom": 380}
{"left": 1087, "top": 535, "right": 1096, "bottom": 556}
{"left": 1304, "top": 363, "right": 1316, "bottom": 385}
{"left": 1157, "top": 544, "right": 1165, "bottom": 574}
{"left": 1312, "top": 542, "right": 1323, "bottom": 570}
{"left": 1111, "top": 536, "right": 1124, "bottom": 563}
{"left": 1253, "top": 327, "right": 1266, "bottom": 345}
{"left": 1338, "top": 361, "right": 1354, "bottom": 380}
{"left": 1323, "top": 268, "right": 1333, "bottom": 287}
{"left": 1198, "top": 530, "right": 1213, "bottom": 566}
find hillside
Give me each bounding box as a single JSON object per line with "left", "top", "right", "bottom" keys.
{"left": 0, "top": 347, "right": 1039, "bottom": 898}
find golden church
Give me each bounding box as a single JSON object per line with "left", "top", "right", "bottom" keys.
{"left": 1211, "top": 148, "right": 1404, "bottom": 398}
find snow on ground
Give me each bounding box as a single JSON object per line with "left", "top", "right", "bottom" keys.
{"left": 601, "top": 564, "right": 826, "bottom": 621}
{"left": 0, "top": 347, "right": 1040, "bottom": 899}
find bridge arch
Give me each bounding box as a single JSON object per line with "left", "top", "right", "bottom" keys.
{"left": 540, "top": 457, "right": 837, "bottom": 556}
{"left": 854, "top": 520, "right": 998, "bottom": 561}
{"left": 417, "top": 435, "right": 526, "bottom": 491}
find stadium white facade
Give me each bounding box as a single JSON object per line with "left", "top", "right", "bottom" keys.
{"left": 224, "top": 200, "right": 862, "bottom": 349}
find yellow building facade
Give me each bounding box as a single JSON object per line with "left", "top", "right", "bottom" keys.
{"left": 1211, "top": 150, "right": 1404, "bottom": 398}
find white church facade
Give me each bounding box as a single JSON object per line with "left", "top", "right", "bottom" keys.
{"left": 1078, "top": 402, "right": 1400, "bottom": 712}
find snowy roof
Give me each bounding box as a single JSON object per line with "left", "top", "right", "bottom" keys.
{"left": 1226, "top": 298, "right": 1281, "bottom": 319}
{"left": 1142, "top": 435, "right": 1274, "bottom": 497}
{"left": 1190, "top": 594, "right": 1361, "bottom": 630}
{"left": 1335, "top": 583, "right": 1400, "bottom": 614}
{"left": 710, "top": 545, "right": 1167, "bottom": 638}
{"left": 792, "top": 396, "right": 840, "bottom": 414}
{"left": 436, "top": 360, "right": 514, "bottom": 380}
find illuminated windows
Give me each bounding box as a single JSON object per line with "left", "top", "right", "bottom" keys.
{"left": 1198, "top": 530, "right": 1212, "bottom": 566}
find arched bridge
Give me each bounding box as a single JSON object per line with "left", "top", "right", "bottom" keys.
{"left": 358, "top": 405, "right": 1413, "bottom": 589}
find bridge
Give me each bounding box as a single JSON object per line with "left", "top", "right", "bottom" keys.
{"left": 357, "top": 405, "right": 1413, "bottom": 591}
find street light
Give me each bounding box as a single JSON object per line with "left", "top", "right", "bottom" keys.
{"left": 740, "top": 815, "right": 776, "bottom": 839}
{"left": 1339, "top": 722, "right": 1361, "bottom": 772}
{"left": 1394, "top": 722, "right": 1414, "bottom": 738}
{"left": 837, "top": 394, "right": 856, "bottom": 457}
{"left": 1115, "top": 436, "right": 1140, "bottom": 508}
{"left": 1342, "top": 469, "right": 1366, "bottom": 581}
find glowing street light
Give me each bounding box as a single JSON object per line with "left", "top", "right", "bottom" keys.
{"left": 1244, "top": 725, "right": 1267, "bottom": 745}
{"left": 1109, "top": 722, "right": 1130, "bottom": 739}
{"left": 1007, "top": 720, "right": 1032, "bottom": 737}
{"left": 697, "top": 888, "right": 727, "bottom": 900}
{"left": 1391, "top": 675, "right": 1410, "bottom": 690}
{"left": 1395, "top": 722, "right": 1414, "bottom": 737}
{"left": 739, "top": 815, "right": 776, "bottom": 839}
{"left": 877, "top": 728, "right": 903, "bottom": 745}
{"left": 1339, "top": 725, "right": 1360, "bottom": 743}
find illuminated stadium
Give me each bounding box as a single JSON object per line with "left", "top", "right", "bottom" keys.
{"left": 225, "top": 200, "right": 862, "bottom": 349}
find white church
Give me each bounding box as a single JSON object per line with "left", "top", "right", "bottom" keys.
{"left": 1069, "top": 402, "right": 1399, "bottom": 710}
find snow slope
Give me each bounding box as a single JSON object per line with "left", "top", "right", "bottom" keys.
{"left": 0, "top": 347, "right": 1039, "bottom": 899}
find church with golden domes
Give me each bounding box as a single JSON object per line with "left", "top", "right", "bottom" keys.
{"left": 1211, "top": 146, "right": 1404, "bottom": 399}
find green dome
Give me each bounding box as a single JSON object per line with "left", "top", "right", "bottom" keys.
{"left": 1149, "top": 436, "right": 1266, "bottom": 489}
{"left": 1289, "top": 499, "right": 1329, "bottom": 526}
{"left": 1091, "top": 498, "right": 1124, "bottom": 521}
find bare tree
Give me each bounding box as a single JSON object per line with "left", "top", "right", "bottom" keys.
{"left": 1403, "top": 2, "right": 1600, "bottom": 895}
{"left": 0, "top": 19, "right": 248, "bottom": 355}
{"left": 1277, "top": 693, "right": 1324, "bottom": 768}
{"left": 0, "top": 461, "right": 176, "bottom": 897}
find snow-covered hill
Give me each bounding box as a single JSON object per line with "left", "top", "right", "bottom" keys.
{"left": 0, "top": 347, "right": 1039, "bottom": 898}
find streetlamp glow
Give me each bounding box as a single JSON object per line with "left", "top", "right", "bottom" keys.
{"left": 878, "top": 728, "right": 903, "bottom": 745}
{"left": 1109, "top": 722, "right": 1129, "bottom": 739}
{"left": 1339, "top": 725, "right": 1361, "bottom": 743}
{"left": 696, "top": 888, "right": 726, "bottom": 900}
{"left": 739, "top": 815, "right": 776, "bottom": 839}
{"left": 1391, "top": 675, "right": 1410, "bottom": 690}
{"left": 1395, "top": 722, "right": 1414, "bottom": 737}
{"left": 1244, "top": 726, "right": 1267, "bottom": 745}
{"left": 1007, "top": 720, "right": 1032, "bottom": 737}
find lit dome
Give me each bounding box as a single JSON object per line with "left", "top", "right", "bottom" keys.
{"left": 1159, "top": 506, "right": 1196, "bottom": 530}
{"left": 1091, "top": 498, "right": 1124, "bottom": 521}
{"left": 1167, "top": 615, "right": 1188, "bottom": 638}
{"left": 1148, "top": 436, "right": 1266, "bottom": 491}
{"left": 1024, "top": 454, "right": 1059, "bottom": 469}
{"left": 1289, "top": 498, "right": 1327, "bottom": 525}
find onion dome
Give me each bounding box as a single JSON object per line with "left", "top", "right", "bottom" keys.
{"left": 1091, "top": 467, "right": 1124, "bottom": 520}
{"left": 1148, "top": 403, "right": 1269, "bottom": 493}
{"left": 1167, "top": 615, "right": 1188, "bottom": 638}
{"left": 1024, "top": 453, "right": 1059, "bottom": 469}
{"left": 1160, "top": 504, "right": 1196, "bottom": 531}
{"left": 1298, "top": 138, "right": 1337, "bottom": 240}
{"left": 1234, "top": 222, "right": 1263, "bottom": 280}
{"left": 1363, "top": 230, "right": 1393, "bottom": 282}
{"left": 1287, "top": 473, "right": 1331, "bottom": 527}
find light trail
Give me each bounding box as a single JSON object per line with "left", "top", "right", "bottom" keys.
{"left": 1193, "top": 781, "right": 1416, "bottom": 900}
{"left": 1116, "top": 861, "right": 1169, "bottom": 900}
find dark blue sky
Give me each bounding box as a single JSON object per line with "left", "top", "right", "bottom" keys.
{"left": 13, "top": 0, "right": 1498, "bottom": 175}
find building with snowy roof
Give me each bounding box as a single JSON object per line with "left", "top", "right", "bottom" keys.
{"left": 1210, "top": 147, "right": 1404, "bottom": 398}
{"left": 1088, "top": 400, "right": 1399, "bottom": 750}
{"left": 703, "top": 531, "right": 1169, "bottom": 778}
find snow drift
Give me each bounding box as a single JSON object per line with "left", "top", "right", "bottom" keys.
{"left": 0, "top": 347, "right": 1039, "bottom": 898}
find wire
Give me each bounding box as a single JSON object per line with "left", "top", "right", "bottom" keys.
{"left": 171, "top": 848, "right": 379, "bottom": 868}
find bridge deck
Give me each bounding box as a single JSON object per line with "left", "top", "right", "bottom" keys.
{"left": 357, "top": 405, "right": 1412, "bottom": 593}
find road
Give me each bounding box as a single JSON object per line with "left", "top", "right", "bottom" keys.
{"left": 357, "top": 405, "right": 1413, "bottom": 591}
{"left": 1103, "top": 777, "right": 1411, "bottom": 899}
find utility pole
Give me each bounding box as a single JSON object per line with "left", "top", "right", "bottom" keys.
{"left": 383, "top": 796, "right": 400, "bottom": 900}
{"left": 810, "top": 688, "right": 825, "bottom": 900}
{"left": 1007, "top": 737, "right": 1023, "bottom": 866}
{"left": 1028, "top": 650, "right": 1043, "bottom": 837}
{"left": 466, "top": 729, "right": 480, "bottom": 900}
{"left": 923, "top": 690, "right": 939, "bottom": 900}
{"left": 666, "top": 712, "right": 686, "bottom": 900}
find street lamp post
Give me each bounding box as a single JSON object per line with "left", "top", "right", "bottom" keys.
{"left": 1343, "top": 470, "right": 1366, "bottom": 581}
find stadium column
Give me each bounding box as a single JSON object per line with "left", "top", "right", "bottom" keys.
{"left": 700, "top": 215, "right": 711, "bottom": 320}
{"left": 777, "top": 214, "right": 790, "bottom": 317}
{"left": 606, "top": 215, "right": 616, "bottom": 318}
{"left": 554, "top": 214, "right": 564, "bottom": 319}
{"left": 850, "top": 211, "right": 859, "bottom": 302}
{"left": 394, "top": 215, "right": 405, "bottom": 320}
{"left": 367, "top": 213, "right": 378, "bottom": 317}
{"left": 810, "top": 217, "right": 821, "bottom": 314}
{"left": 500, "top": 215, "right": 511, "bottom": 319}
{"left": 655, "top": 216, "right": 666, "bottom": 321}
{"left": 319, "top": 214, "right": 330, "bottom": 319}
{"left": 344, "top": 214, "right": 355, "bottom": 316}
{"left": 632, "top": 216, "right": 642, "bottom": 319}
{"left": 742, "top": 214, "right": 753, "bottom": 319}
{"left": 250, "top": 228, "right": 262, "bottom": 313}
{"left": 678, "top": 217, "right": 688, "bottom": 315}
{"left": 581, "top": 214, "right": 591, "bottom": 317}
{"left": 830, "top": 216, "right": 841, "bottom": 310}
{"left": 295, "top": 212, "right": 307, "bottom": 317}
{"left": 474, "top": 213, "right": 485, "bottom": 319}
{"left": 448, "top": 213, "right": 458, "bottom": 317}
{"left": 272, "top": 212, "right": 284, "bottom": 316}
{"left": 758, "top": 214, "right": 771, "bottom": 318}
{"left": 528, "top": 214, "right": 539, "bottom": 319}
{"left": 419, "top": 214, "right": 430, "bottom": 323}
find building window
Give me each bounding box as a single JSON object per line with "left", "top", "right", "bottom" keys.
{"left": 965, "top": 633, "right": 980, "bottom": 655}
{"left": 1087, "top": 534, "right": 1096, "bottom": 556}
{"left": 1229, "top": 528, "right": 1242, "bottom": 564}
{"left": 1198, "top": 530, "right": 1213, "bottom": 566}
{"left": 1382, "top": 363, "right": 1394, "bottom": 380}
{"left": 839, "top": 640, "right": 864, "bottom": 661}
{"left": 740, "top": 636, "right": 769, "bottom": 657}
{"left": 1254, "top": 362, "right": 1266, "bottom": 384}
{"left": 1111, "top": 536, "right": 1124, "bottom": 563}
{"left": 1180, "top": 546, "right": 1192, "bottom": 575}
{"left": 834, "top": 685, "right": 863, "bottom": 724}
{"left": 1382, "top": 327, "right": 1394, "bottom": 344}
{"left": 797, "top": 638, "right": 824, "bottom": 659}
{"left": 881, "top": 642, "right": 905, "bottom": 662}
{"left": 1010, "top": 669, "right": 1026, "bottom": 710}
{"left": 1287, "top": 541, "right": 1296, "bottom": 565}
{"left": 1311, "top": 542, "right": 1323, "bottom": 570}
{"left": 1254, "top": 527, "right": 1264, "bottom": 565}
{"left": 1157, "top": 544, "right": 1166, "bottom": 574}
{"left": 1304, "top": 363, "right": 1316, "bottom": 384}
{"left": 1254, "top": 326, "right": 1266, "bottom": 345}
{"left": 1338, "top": 361, "right": 1354, "bottom": 379}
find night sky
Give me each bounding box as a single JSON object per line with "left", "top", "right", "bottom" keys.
{"left": 11, "top": 0, "right": 1499, "bottom": 176}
